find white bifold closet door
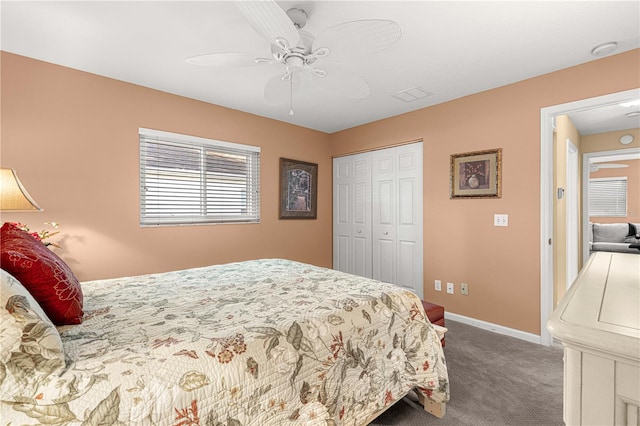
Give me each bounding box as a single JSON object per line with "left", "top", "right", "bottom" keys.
{"left": 333, "top": 152, "right": 373, "bottom": 278}
{"left": 333, "top": 142, "right": 423, "bottom": 296}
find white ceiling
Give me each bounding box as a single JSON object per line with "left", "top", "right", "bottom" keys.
{"left": 2, "top": 1, "right": 639, "bottom": 134}
{"left": 568, "top": 101, "right": 640, "bottom": 135}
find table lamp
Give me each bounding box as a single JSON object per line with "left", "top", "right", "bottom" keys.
{"left": 0, "top": 168, "right": 43, "bottom": 211}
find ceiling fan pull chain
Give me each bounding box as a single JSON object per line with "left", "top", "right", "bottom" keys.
{"left": 289, "top": 77, "right": 294, "bottom": 116}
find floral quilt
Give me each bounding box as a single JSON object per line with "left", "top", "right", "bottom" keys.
{"left": 1, "top": 259, "right": 449, "bottom": 425}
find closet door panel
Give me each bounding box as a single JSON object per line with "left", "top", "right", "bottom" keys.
{"left": 396, "top": 177, "right": 420, "bottom": 291}
{"left": 353, "top": 235, "right": 369, "bottom": 277}
{"left": 374, "top": 238, "right": 395, "bottom": 283}
{"left": 335, "top": 235, "right": 350, "bottom": 273}
{"left": 352, "top": 154, "right": 372, "bottom": 277}
{"left": 395, "top": 143, "right": 424, "bottom": 296}
{"left": 398, "top": 240, "right": 417, "bottom": 289}
{"left": 354, "top": 182, "right": 367, "bottom": 224}
{"left": 376, "top": 179, "right": 394, "bottom": 225}
{"left": 398, "top": 178, "right": 415, "bottom": 225}
{"left": 336, "top": 184, "right": 349, "bottom": 224}
{"left": 333, "top": 153, "right": 372, "bottom": 277}
{"left": 372, "top": 149, "right": 396, "bottom": 283}
{"left": 333, "top": 158, "right": 351, "bottom": 274}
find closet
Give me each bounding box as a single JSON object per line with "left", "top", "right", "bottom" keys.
{"left": 333, "top": 142, "right": 423, "bottom": 296}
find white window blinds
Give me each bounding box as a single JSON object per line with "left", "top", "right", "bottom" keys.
{"left": 588, "top": 177, "right": 627, "bottom": 217}
{"left": 139, "top": 128, "right": 260, "bottom": 226}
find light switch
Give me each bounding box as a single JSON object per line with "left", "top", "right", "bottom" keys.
{"left": 494, "top": 214, "right": 509, "bottom": 227}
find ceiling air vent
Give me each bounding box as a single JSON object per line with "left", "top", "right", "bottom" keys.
{"left": 393, "top": 87, "right": 434, "bottom": 103}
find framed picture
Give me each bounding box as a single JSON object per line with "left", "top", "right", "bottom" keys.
{"left": 279, "top": 158, "right": 318, "bottom": 219}
{"left": 450, "top": 148, "right": 502, "bottom": 199}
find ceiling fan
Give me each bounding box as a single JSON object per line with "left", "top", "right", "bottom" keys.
{"left": 186, "top": 1, "right": 402, "bottom": 115}
{"left": 589, "top": 163, "right": 629, "bottom": 172}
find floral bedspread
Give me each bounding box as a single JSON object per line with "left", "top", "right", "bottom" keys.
{"left": 1, "top": 259, "right": 449, "bottom": 425}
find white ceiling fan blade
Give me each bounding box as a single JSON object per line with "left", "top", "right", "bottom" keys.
{"left": 235, "top": 0, "right": 299, "bottom": 50}
{"left": 311, "top": 64, "right": 370, "bottom": 99}
{"left": 186, "top": 52, "right": 271, "bottom": 67}
{"left": 264, "top": 73, "right": 301, "bottom": 105}
{"left": 590, "top": 163, "right": 629, "bottom": 171}
{"left": 313, "top": 20, "right": 401, "bottom": 60}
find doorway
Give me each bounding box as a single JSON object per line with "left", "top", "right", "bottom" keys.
{"left": 540, "top": 88, "right": 640, "bottom": 346}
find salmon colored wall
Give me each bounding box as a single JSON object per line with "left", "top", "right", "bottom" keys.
{"left": 330, "top": 49, "right": 640, "bottom": 335}
{"left": 582, "top": 128, "right": 640, "bottom": 153}
{"left": 0, "top": 52, "right": 332, "bottom": 280}
{"left": 3, "top": 49, "right": 639, "bottom": 336}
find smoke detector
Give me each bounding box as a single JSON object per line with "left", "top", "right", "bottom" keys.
{"left": 591, "top": 42, "right": 618, "bottom": 57}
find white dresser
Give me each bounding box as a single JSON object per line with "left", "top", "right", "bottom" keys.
{"left": 547, "top": 251, "right": 640, "bottom": 426}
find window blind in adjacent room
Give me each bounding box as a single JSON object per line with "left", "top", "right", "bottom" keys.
{"left": 588, "top": 177, "right": 627, "bottom": 217}
{"left": 139, "top": 128, "right": 260, "bottom": 226}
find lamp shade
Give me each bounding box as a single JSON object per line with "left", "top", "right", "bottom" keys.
{"left": 0, "top": 168, "right": 43, "bottom": 211}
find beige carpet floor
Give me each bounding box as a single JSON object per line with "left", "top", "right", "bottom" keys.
{"left": 370, "top": 319, "right": 564, "bottom": 426}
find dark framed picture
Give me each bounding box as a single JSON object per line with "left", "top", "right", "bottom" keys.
{"left": 450, "top": 148, "right": 502, "bottom": 199}
{"left": 279, "top": 158, "right": 318, "bottom": 219}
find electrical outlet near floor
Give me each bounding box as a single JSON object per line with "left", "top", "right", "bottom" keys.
{"left": 446, "top": 282, "right": 454, "bottom": 294}
{"left": 461, "top": 283, "right": 469, "bottom": 295}
{"left": 434, "top": 279, "right": 442, "bottom": 291}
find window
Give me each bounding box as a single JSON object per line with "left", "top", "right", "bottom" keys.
{"left": 139, "top": 128, "right": 260, "bottom": 226}
{"left": 588, "top": 177, "right": 627, "bottom": 217}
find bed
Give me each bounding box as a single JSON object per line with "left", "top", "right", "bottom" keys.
{"left": 1, "top": 256, "right": 449, "bottom": 425}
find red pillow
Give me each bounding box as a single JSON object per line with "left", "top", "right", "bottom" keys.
{"left": 1, "top": 222, "right": 83, "bottom": 325}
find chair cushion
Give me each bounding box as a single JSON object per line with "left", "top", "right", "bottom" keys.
{"left": 421, "top": 300, "right": 444, "bottom": 325}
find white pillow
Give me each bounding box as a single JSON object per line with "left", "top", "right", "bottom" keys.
{"left": 0, "top": 269, "right": 65, "bottom": 401}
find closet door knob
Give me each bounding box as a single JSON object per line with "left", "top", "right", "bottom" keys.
{"left": 357, "top": 230, "right": 362, "bottom": 234}
{"left": 383, "top": 231, "right": 388, "bottom": 235}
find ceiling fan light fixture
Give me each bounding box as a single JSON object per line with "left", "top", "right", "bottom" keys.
{"left": 590, "top": 41, "right": 618, "bottom": 57}
{"left": 285, "top": 55, "right": 305, "bottom": 69}
{"left": 286, "top": 8, "right": 308, "bottom": 29}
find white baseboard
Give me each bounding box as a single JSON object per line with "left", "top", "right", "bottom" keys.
{"left": 445, "top": 312, "right": 542, "bottom": 345}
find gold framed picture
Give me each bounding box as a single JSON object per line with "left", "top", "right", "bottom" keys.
{"left": 279, "top": 158, "right": 318, "bottom": 219}
{"left": 450, "top": 148, "right": 502, "bottom": 199}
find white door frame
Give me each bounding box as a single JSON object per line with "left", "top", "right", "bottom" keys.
{"left": 540, "top": 88, "right": 640, "bottom": 346}
{"left": 566, "top": 139, "right": 579, "bottom": 290}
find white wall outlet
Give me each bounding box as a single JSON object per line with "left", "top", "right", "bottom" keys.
{"left": 494, "top": 214, "right": 509, "bottom": 227}
{"left": 446, "top": 282, "right": 454, "bottom": 294}
{"left": 434, "top": 279, "right": 442, "bottom": 291}
{"left": 461, "top": 283, "right": 469, "bottom": 295}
